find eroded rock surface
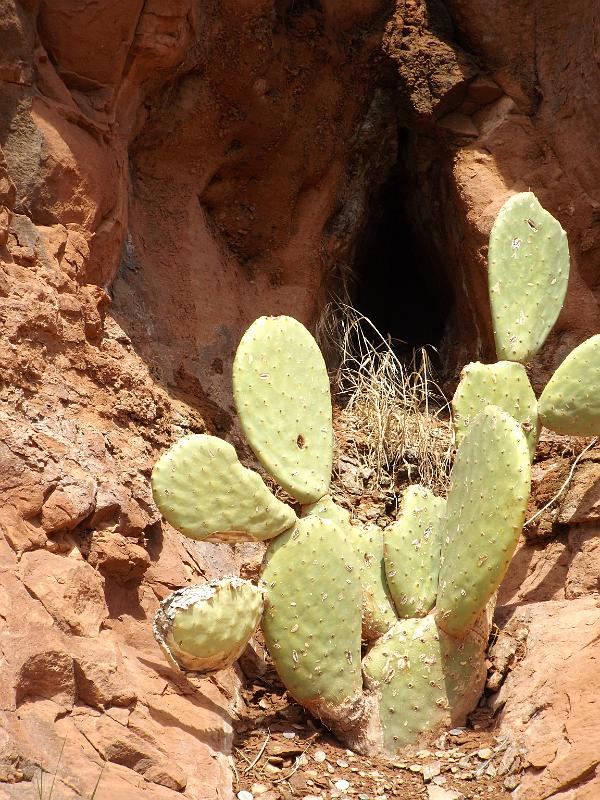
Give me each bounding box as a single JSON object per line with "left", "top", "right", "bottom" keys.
{"left": 385, "top": 0, "right": 600, "bottom": 382}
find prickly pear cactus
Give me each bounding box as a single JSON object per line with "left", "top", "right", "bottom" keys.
{"left": 153, "top": 578, "right": 265, "bottom": 673}
{"left": 488, "top": 191, "right": 569, "bottom": 364}
{"left": 151, "top": 435, "right": 295, "bottom": 541}
{"left": 384, "top": 485, "right": 445, "bottom": 619}
{"left": 436, "top": 407, "right": 531, "bottom": 637}
{"left": 453, "top": 191, "right": 600, "bottom": 448}
{"left": 453, "top": 361, "right": 539, "bottom": 460}
{"left": 261, "top": 516, "right": 363, "bottom": 710}
{"left": 233, "top": 315, "right": 333, "bottom": 503}
{"left": 538, "top": 334, "right": 600, "bottom": 435}
{"left": 150, "top": 314, "right": 534, "bottom": 756}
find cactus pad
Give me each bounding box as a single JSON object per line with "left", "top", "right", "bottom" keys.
{"left": 152, "top": 434, "right": 296, "bottom": 541}
{"left": 538, "top": 335, "right": 600, "bottom": 435}
{"left": 153, "top": 578, "right": 264, "bottom": 673}
{"left": 453, "top": 361, "right": 539, "bottom": 459}
{"left": 302, "top": 494, "right": 351, "bottom": 528}
{"left": 303, "top": 499, "right": 396, "bottom": 640}
{"left": 384, "top": 486, "right": 445, "bottom": 618}
{"left": 261, "top": 516, "right": 362, "bottom": 707}
{"left": 355, "top": 524, "right": 398, "bottom": 640}
{"left": 436, "top": 406, "right": 531, "bottom": 637}
{"left": 233, "top": 316, "right": 333, "bottom": 503}
{"left": 363, "top": 615, "right": 487, "bottom": 751}
{"left": 488, "top": 192, "right": 569, "bottom": 363}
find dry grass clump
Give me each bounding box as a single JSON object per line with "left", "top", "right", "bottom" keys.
{"left": 317, "top": 303, "right": 453, "bottom": 511}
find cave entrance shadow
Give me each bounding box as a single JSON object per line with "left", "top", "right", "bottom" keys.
{"left": 349, "top": 156, "right": 455, "bottom": 363}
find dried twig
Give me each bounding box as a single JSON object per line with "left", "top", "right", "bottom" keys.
{"left": 242, "top": 730, "right": 271, "bottom": 775}
{"left": 525, "top": 437, "right": 598, "bottom": 527}
{"left": 234, "top": 747, "right": 252, "bottom": 765}
{"left": 273, "top": 733, "right": 319, "bottom": 784}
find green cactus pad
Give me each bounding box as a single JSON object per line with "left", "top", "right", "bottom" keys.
{"left": 384, "top": 486, "right": 445, "bottom": 619}
{"left": 538, "top": 335, "right": 600, "bottom": 435}
{"left": 363, "top": 615, "right": 487, "bottom": 750}
{"left": 302, "top": 494, "right": 351, "bottom": 528}
{"left": 453, "top": 361, "right": 539, "bottom": 459}
{"left": 436, "top": 406, "right": 531, "bottom": 637}
{"left": 355, "top": 524, "right": 398, "bottom": 641}
{"left": 488, "top": 192, "right": 569, "bottom": 363}
{"left": 303, "top": 499, "right": 396, "bottom": 640}
{"left": 261, "top": 516, "right": 362, "bottom": 707}
{"left": 233, "top": 316, "right": 333, "bottom": 504}
{"left": 152, "top": 434, "right": 296, "bottom": 542}
{"left": 153, "top": 578, "right": 264, "bottom": 673}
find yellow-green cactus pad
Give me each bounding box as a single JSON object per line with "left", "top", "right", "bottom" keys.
{"left": 436, "top": 406, "right": 531, "bottom": 637}
{"left": 354, "top": 524, "right": 398, "bottom": 641}
{"left": 302, "top": 494, "right": 352, "bottom": 528}
{"left": 152, "top": 434, "right": 296, "bottom": 542}
{"left": 233, "top": 316, "right": 333, "bottom": 504}
{"left": 488, "top": 192, "right": 569, "bottom": 363}
{"left": 303, "top": 499, "right": 396, "bottom": 640}
{"left": 384, "top": 486, "right": 445, "bottom": 619}
{"left": 453, "top": 361, "right": 539, "bottom": 459}
{"left": 538, "top": 335, "right": 600, "bottom": 435}
{"left": 363, "top": 615, "right": 487, "bottom": 750}
{"left": 261, "top": 516, "right": 362, "bottom": 707}
{"left": 153, "top": 578, "right": 264, "bottom": 673}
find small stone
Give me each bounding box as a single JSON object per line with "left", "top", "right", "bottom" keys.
{"left": 237, "top": 792, "right": 253, "bottom": 800}
{"left": 432, "top": 776, "right": 447, "bottom": 786}
{"left": 251, "top": 784, "right": 270, "bottom": 796}
{"left": 504, "top": 775, "right": 521, "bottom": 790}
{"left": 449, "top": 728, "right": 466, "bottom": 736}
{"left": 438, "top": 112, "right": 478, "bottom": 136}
{"left": 485, "top": 764, "right": 497, "bottom": 778}
{"left": 422, "top": 761, "right": 442, "bottom": 781}
{"left": 416, "top": 750, "right": 432, "bottom": 758}
{"left": 358, "top": 795, "right": 369, "bottom": 800}
{"left": 336, "top": 759, "right": 349, "bottom": 768}
{"left": 282, "top": 731, "right": 296, "bottom": 739}
{"left": 313, "top": 750, "right": 327, "bottom": 763}
{"left": 334, "top": 780, "right": 350, "bottom": 791}
{"left": 265, "top": 763, "right": 282, "bottom": 774}
{"left": 326, "top": 763, "right": 335, "bottom": 773}
{"left": 427, "top": 787, "right": 463, "bottom": 800}
{"left": 477, "top": 748, "right": 492, "bottom": 760}
{"left": 409, "top": 764, "right": 422, "bottom": 773}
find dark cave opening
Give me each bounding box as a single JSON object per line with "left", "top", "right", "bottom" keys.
{"left": 352, "top": 159, "right": 453, "bottom": 361}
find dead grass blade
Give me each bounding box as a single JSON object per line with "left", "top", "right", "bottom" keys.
{"left": 319, "top": 302, "right": 453, "bottom": 499}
